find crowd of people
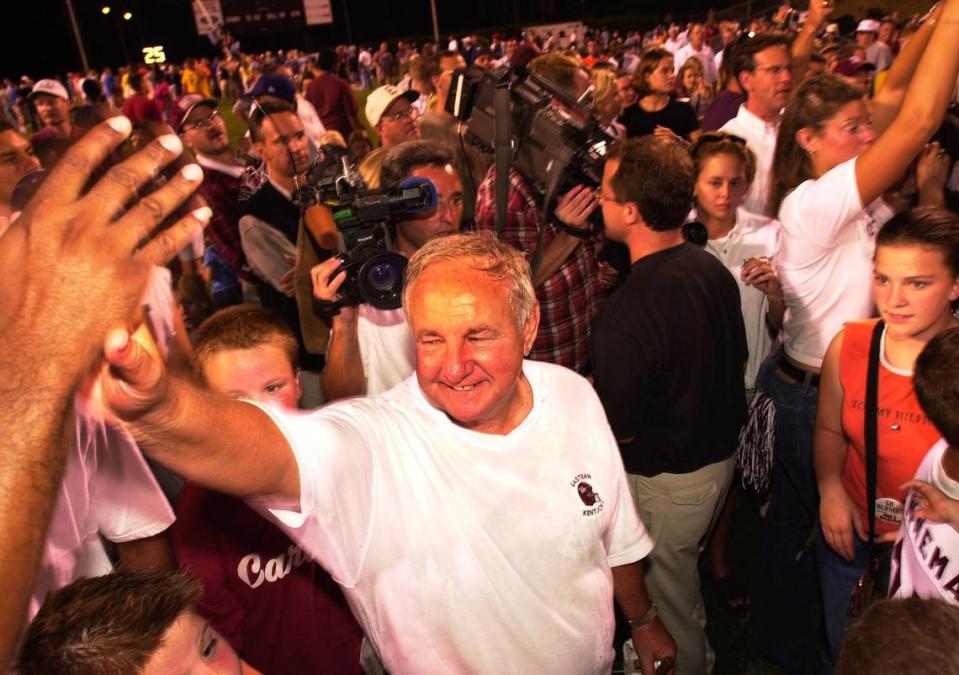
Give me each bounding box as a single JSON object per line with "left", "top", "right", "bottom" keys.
{"left": 5, "top": 1, "right": 959, "bottom": 674}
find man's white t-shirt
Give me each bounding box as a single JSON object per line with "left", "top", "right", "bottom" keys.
{"left": 891, "top": 439, "right": 959, "bottom": 604}
{"left": 864, "top": 41, "right": 894, "bottom": 72}
{"left": 30, "top": 404, "right": 175, "bottom": 620}
{"left": 356, "top": 304, "right": 415, "bottom": 396}
{"left": 663, "top": 36, "right": 687, "bottom": 55}
{"left": 254, "top": 360, "right": 652, "bottom": 674}
{"left": 295, "top": 93, "right": 327, "bottom": 148}
{"left": 720, "top": 104, "right": 780, "bottom": 217}
{"left": 777, "top": 156, "right": 894, "bottom": 368}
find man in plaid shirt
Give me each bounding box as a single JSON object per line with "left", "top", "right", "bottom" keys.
{"left": 475, "top": 170, "right": 603, "bottom": 374}
{"left": 474, "top": 54, "right": 604, "bottom": 375}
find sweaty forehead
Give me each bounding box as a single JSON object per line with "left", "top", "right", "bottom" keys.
{"left": 384, "top": 96, "right": 412, "bottom": 115}
{"left": 262, "top": 111, "right": 303, "bottom": 138}
{"left": 440, "top": 55, "right": 466, "bottom": 71}
{"left": 754, "top": 45, "right": 790, "bottom": 66}
{"left": 141, "top": 611, "right": 201, "bottom": 674}
{"left": 0, "top": 130, "right": 28, "bottom": 153}
{"left": 183, "top": 104, "right": 217, "bottom": 127}
{"left": 410, "top": 260, "right": 508, "bottom": 312}
{"left": 412, "top": 164, "right": 462, "bottom": 193}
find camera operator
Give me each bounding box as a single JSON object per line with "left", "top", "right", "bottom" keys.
{"left": 311, "top": 140, "right": 465, "bottom": 399}
{"left": 475, "top": 53, "right": 604, "bottom": 375}
{"left": 420, "top": 50, "right": 492, "bottom": 227}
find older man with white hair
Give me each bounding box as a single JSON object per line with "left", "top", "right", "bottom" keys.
{"left": 99, "top": 230, "right": 677, "bottom": 675}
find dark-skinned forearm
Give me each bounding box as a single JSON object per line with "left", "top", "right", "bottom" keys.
{"left": 0, "top": 338, "right": 78, "bottom": 669}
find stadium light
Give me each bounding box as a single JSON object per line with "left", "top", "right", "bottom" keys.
{"left": 101, "top": 6, "right": 110, "bottom": 14}
{"left": 123, "top": 10, "right": 132, "bottom": 20}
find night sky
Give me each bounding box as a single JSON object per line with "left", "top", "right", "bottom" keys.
{"left": 2, "top": 0, "right": 715, "bottom": 79}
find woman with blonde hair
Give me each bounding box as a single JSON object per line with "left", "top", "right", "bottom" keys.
{"left": 675, "top": 57, "right": 712, "bottom": 121}
{"left": 590, "top": 68, "right": 626, "bottom": 138}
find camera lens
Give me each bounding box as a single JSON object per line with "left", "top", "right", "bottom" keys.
{"left": 367, "top": 260, "right": 400, "bottom": 292}
{"left": 357, "top": 252, "right": 408, "bottom": 310}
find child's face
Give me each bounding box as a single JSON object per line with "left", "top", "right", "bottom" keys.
{"left": 201, "top": 342, "right": 301, "bottom": 410}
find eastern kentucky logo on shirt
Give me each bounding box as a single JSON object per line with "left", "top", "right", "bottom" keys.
{"left": 571, "top": 473, "right": 604, "bottom": 516}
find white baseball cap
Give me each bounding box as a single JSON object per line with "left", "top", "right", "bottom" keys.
{"left": 29, "top": 79, "right": 70, "bottom": 100}
{"left": 365, "top": 85, "right": 419, "bottom": 128}
{"left": 856, "top": 19, "right": 881, "bottom": 33}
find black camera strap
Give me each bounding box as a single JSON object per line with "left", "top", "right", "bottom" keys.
{"left": 865, "top": 319, "right": 885, "bottom": 556}
{"left": 493, "top": 80, "right": 511, "bottom": 236}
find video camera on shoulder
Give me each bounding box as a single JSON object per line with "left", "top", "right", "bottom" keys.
{"left": 446, "top": 64, "right": 612, "bottom": 232}
{"left": 297, "top": 153, "right": 436, "bottom": 310}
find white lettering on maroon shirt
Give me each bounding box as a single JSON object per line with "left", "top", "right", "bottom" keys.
{"left": 237, "top": 545, "right": 310, "bottom": 589}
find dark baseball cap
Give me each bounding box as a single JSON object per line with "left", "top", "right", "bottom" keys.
{"left": 244, "top": 73, "right": 296, "bottom": 103}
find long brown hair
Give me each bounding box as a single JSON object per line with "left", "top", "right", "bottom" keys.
{"left": 633, "top": 48, "right": 673, "bottom": 98}
{"left": 690, "top": 132, "right": 757, "bottom": 185}
{"left": 767, "top": 74, "right": 864, "bottom": 217}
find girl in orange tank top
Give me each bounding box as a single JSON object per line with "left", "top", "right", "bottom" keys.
{"left": 813, "top": 207, "right": 959, "bottom": 661}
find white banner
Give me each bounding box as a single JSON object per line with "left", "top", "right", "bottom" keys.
{"left": 303, "top": 0, "right": 333, "bottom": 25}
{"left": 193, "top": 0, "right": 224, "bottom": 36}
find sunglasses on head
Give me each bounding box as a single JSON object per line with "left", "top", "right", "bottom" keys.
{"left": 689, "top": 132, "right": 747, "bottom": 155}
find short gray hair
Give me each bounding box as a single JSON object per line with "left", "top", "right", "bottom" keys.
{"left": 403, "top": 231, "right": 537, "bottom": 330}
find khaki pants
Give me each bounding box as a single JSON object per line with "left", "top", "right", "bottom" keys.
{"left": 627, "top": 456, "right": 735, "bottom": 675}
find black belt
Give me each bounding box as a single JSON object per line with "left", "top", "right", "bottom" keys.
{"left": 778, "top": 356, "right": 821, "bottom": 388}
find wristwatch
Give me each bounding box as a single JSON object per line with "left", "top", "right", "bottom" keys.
{"left": 628, "top": 603, "right": 659, "bottom": 630}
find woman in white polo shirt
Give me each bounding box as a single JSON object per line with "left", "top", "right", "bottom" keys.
{"left": 688, "top": 131, "right": 782, "bottom": 613}
{"left": 690, "top": 132, "right": 782, "bottom": 396}
{"left": 751, "top": 2, "right": 959, "bottom": 669}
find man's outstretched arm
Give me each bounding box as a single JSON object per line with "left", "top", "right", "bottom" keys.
{"left": 102, "top": 327, "right": 301, "bottom": 501}
{"left": 0, "top": 116, "right": 206, "bottom": 668}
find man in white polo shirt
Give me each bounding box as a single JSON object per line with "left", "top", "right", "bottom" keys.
{"left": 100, "top": 231, "right": 677, "bottom": 675}
{"left": 720, "top": 34, "right": 794, "bottom": 216}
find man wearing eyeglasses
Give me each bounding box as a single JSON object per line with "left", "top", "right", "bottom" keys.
{"left": 178, "top": 94, "right": 252, "bottom": 306}
{"left": 719, "top": 33, "right": 794, "bottom": 216}
{"left": 366, "top": 84, "right": 421, "bottom": 151}
{"left": 357, "top": 85, "right": 423, "bottom": 187}
{"left": 718, "top": 1, "right": 831, "bottom": 216}
{"left": 591, "top": 136, "right": 747, "bottom": 675}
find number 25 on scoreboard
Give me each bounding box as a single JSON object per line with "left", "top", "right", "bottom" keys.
{"left": 142, "top": 46, "right": 167, "bottom": 65}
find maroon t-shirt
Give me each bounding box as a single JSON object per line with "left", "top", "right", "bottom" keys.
{"left": 305, "top": 73, "right": 357, "bottom": 140}
{"left": 121, "top": 94, "right": 162, "bottom": 124}
{"left": 171, "top": 483, "right": 364, "bottom": 675}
